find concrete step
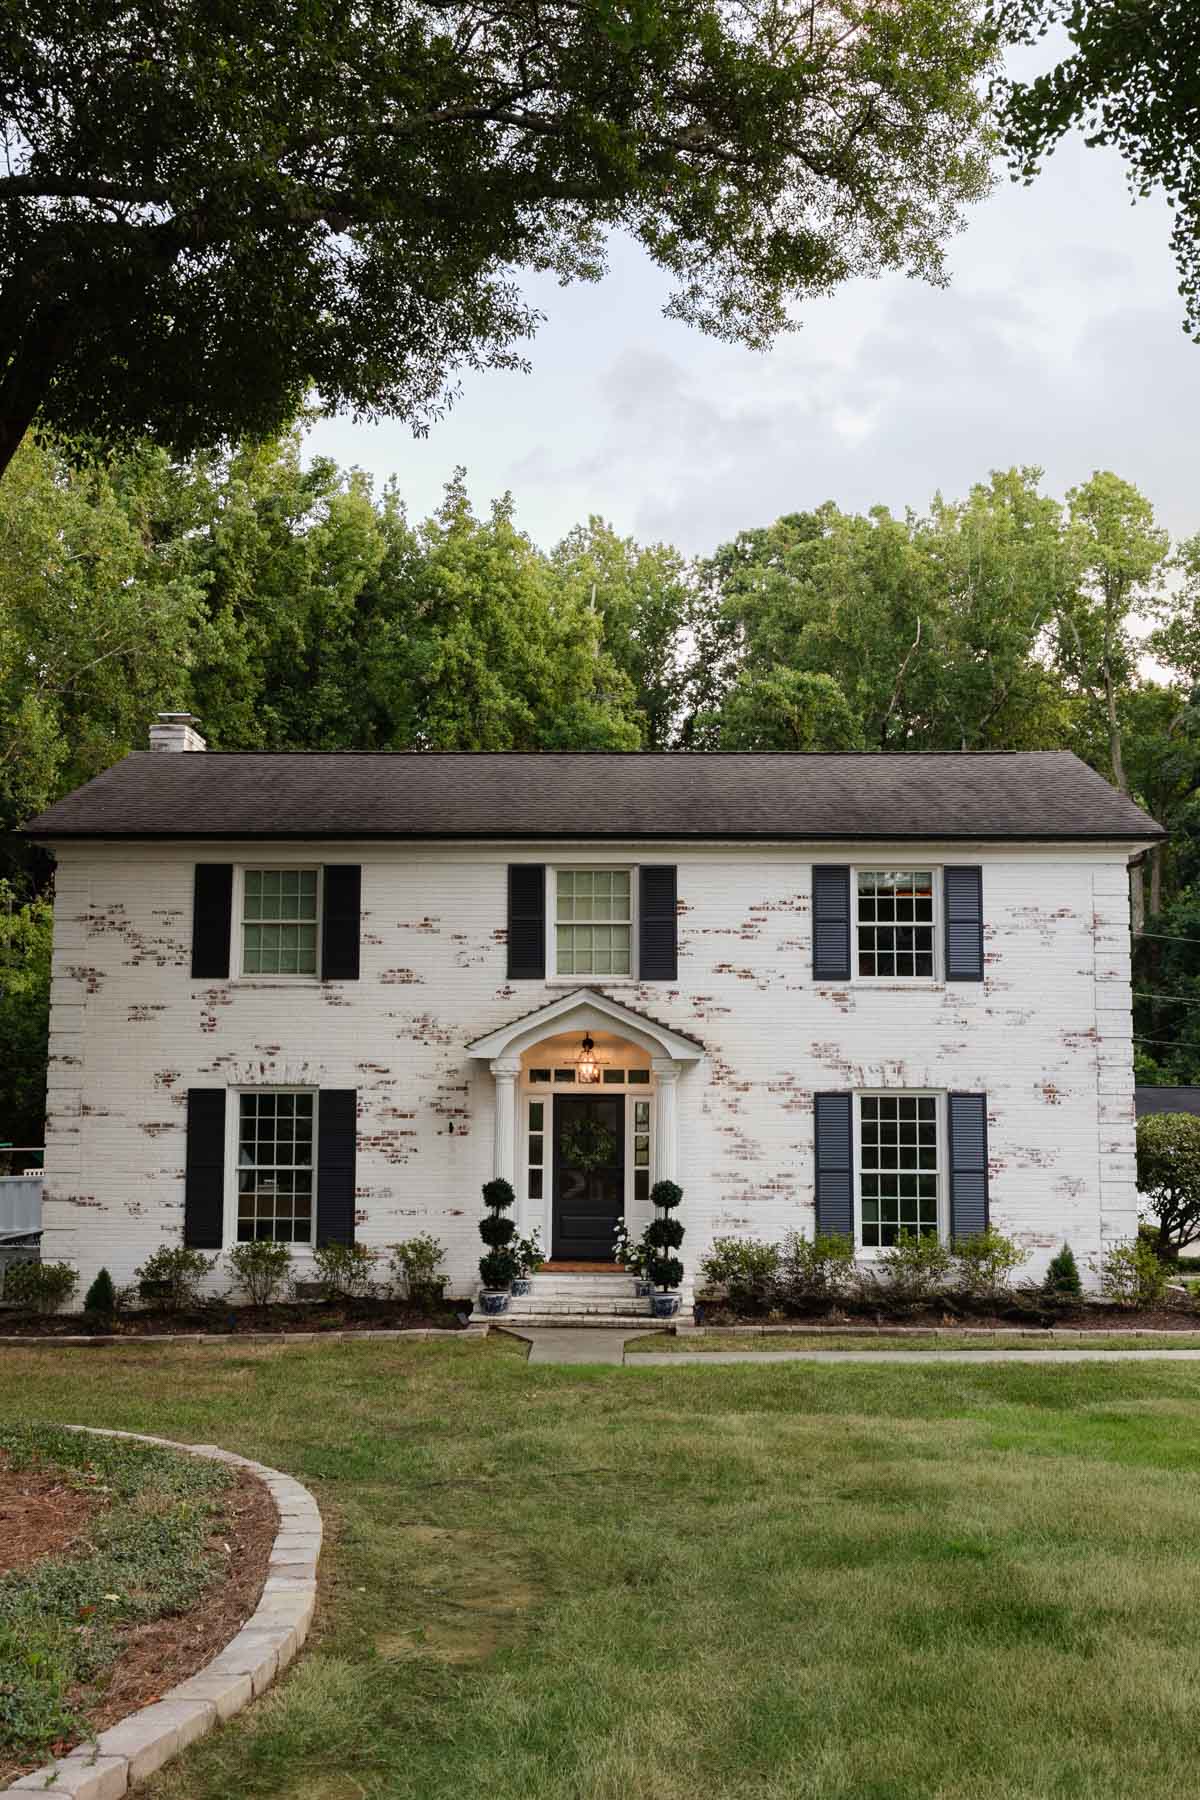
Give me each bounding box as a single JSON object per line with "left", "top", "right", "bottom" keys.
{"left": 507, "top": 1297, "right": 653, "bottom": 1316}
{"left": 498, "top": 1315, "right": 664, "bottom": 1331}
{"left": 525, "top": 1282, "right": 642, "bottom": 1299}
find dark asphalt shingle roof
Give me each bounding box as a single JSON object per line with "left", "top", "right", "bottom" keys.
{"left": 23, "top": 750, "right": 1164, "bottom": 842}
{"left": 1135, "top": 1086, "right": 1200, "bottom": 1118}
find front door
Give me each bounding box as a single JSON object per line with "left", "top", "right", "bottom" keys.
{"left": 553, "top": 1094, "right": 625, "bottom": 1261}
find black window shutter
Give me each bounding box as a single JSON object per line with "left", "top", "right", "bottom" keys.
{"left": 814, "top": 1092, "right": 854, "bottom": 1236}
{"left": 812, "top": 866, "right": 851, "bottom": 981}
{"left": 322, "top": 865, "right": 362, "bottom": 980}
{"left": 944, "top": 866, "right": 984, "bottom": 981}
{"left": 317, "top": 1090, "right": 358, "bottom": 1246}
{"left": 191, "top": 865, "right": 233, "bottom": 979}
{"left": 639, "top": 866, "right": 678, "bottom": 980}
{"left": 948, "top": 1093, "right": 989, "bottom": 1239}
{"left": 184, "top": 1088, "right": 226, "bottom": 1249}
{"left": 507, "top": 865, "right": 546, "bottom": 979}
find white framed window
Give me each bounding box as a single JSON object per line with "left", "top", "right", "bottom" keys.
{"left": 238, "top": 867, "right": 320, "bottom": 976}
{"left": 230, "top": 1090, "right": 317, "bottom": 1244}
{"left": 552, "top": 867, "right": 633, "bottom": 977}
{"left": 857, "top": 1093, "right": 942, "bottom": 1249}
{"left": 527, "top": 1097, "right": 546, "bottom": 1203}
{"left": 854, "top": 868, "right": 938, "bottom": 980}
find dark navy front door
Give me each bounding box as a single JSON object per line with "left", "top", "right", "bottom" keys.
{"left": 553, "top": 1095, "right": 625, "bottom": 1260}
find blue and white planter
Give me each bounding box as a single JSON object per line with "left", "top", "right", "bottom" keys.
{"left": 511, "top": 1277, "right": 532, "bottom": 1297}
{"left": 651, "top": 1292, "right": 681, "bottom": 1319}
{"left": 634, "top": 1278, "right": 654, "bottom": 1298}
{"left": 479, "top": 1289, "right": 511, "bottom": 1316}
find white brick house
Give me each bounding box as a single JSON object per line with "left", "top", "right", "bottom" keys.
{"left": 25, "top": 718, "right": 1163, "bottom": 1311}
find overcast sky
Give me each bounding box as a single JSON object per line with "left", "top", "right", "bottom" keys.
{"left": 308, "top": 89, "right": 1200, "bottom": 559}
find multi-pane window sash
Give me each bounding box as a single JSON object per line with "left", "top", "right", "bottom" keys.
{"left": 856, "top": 869, "right": 935, "bottom": 979}
{"left": 860, "top": 1095, "right": 939, "bottom": 1248}
{"left": 237, "top": 1092, "right": 315, "bottom": 1243}
{"left": 243, "top": 869, "right": 319, "bottom": 974}
{"left": 555, "top": 870, "right": 632, "bottom": 976}
{"left": 633, "top": 1100, "right": 651, "bottom": 1201}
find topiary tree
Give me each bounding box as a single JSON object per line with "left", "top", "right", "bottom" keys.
{"left": 1136, "top": 1112, "right": 1200, "bottom": 1263}
{"left": 646, "top": 1180, "right": 684, "bottom": 1293}
{"left": 1043, "top": 1243, "right": 1082, "bottom": 1299}
{"left": 479, "top": 1178, "right": 519, "bottom": 1291}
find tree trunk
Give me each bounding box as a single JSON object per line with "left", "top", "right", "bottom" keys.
{"left": 1149, "top": 841, "right": 1164, "bottom": 920}
{"left": 1104, "top": 664, "right": 1126, "bottom": 791}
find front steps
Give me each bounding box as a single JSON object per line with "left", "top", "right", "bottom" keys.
{"left": 501, "top": 1271, "right": 657, "bottom": 1327}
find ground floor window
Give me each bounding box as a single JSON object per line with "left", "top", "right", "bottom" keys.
{"left": 236, "top": 1091, "right": 315, "bottom": 1242}
{"left": 858, "top": 1094, "right": 939, "bottom": 1248}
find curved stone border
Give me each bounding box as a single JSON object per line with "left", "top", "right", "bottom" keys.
{"left": 4, "top": 1429, "right": 323, "bottom": 1799}
{"left": 0, "top": 1325, "right": 488, "bottom": 1348}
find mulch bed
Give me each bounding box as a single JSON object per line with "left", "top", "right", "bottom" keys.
{"left": 0, "top": 1297, "right": 469, "bottom": 1337}
{"left": 695, "top": 1302, "right": 1200, "bottom": 1332}
{"left": 0, "top": 1460, "right": 277, "bottom": 1786}
{"left": 0, "top": 1456, "right": 107, "bottom": 1576}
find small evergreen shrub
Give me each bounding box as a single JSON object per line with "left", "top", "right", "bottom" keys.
{"left": 479, "top": 1177, "right": 517, "bottom": 1289}
{"left": 773, "top": 1231, "right": 856, "bottom": 1306}
{"left": 83, "top": 1267, "right": 116, "bottom": 1321}
{"left": 227, "top": 1239, "right": 293, "bottom": 1308}
{"left": 952, "top": 1228, "right": 1029, "bottom": 1300}
{"left": 1091, "top": 1237, "right": 1169, "bottom": 1310}
{"left": 133, "top": 1245, "right": 215, "bottom": 1311}
{"left": 3, "top": 1260, "right": 79, "bottom": 1314}
{"left": 876, "top": 1230, "right": 953, "bottom": 1304}
{"left": 1043, "top": 1243, "right": 1082, "bottom": 1299}
{"left": 311, "top": 1241, "right": 379, "bottom": 1301}
{"left": 389, "top": 1234, "right": 447, "bottom": 1302}
{"left": 698, "top": 1236, "right": 780, "bottom": 1303}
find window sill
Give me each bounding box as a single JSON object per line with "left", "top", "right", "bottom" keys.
{"left": 230, "top": 975, "right": 322, "bottom": 987}
{"left": 545, "top": 976, "right": 640, "bottom": 988}
{"left": 850, "top": 980, "right": 945, "bottom": 992}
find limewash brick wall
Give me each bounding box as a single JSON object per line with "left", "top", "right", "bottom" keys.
{"left": 40, "top": 841, "right": 1138, "bottom": 1300}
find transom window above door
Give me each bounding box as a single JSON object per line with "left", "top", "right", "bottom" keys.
{"left": 242, "top": 868, "right": 319, "bottom": 974}
{"left": 855, "top": 869, "right": 935, "bottom": 979}
{"left": 555, "top": 869, "right": 632, "bottom": 976}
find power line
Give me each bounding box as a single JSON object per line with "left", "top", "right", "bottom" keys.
{"left": 1133, "top": 1036, "right": 1199, "bottom": 1049}
{"left": 1134, "top": 932, "right": 1200, "bottom": 946}
{"left": 1133, "top": 990, "right": 1200, "bottom": 1007}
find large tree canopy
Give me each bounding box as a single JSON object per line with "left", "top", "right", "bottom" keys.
{"left": 995, "top": 0, "right": 1200, "bottom": 336}
{"left": 0, "top": 0, "right": 997, "bottom": 480}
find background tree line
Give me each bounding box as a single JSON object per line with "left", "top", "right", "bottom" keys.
{"left": 3, "top": 429, "right": 1199, "bottom": 1143}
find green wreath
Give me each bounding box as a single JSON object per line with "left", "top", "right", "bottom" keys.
{"left": 559, "top": 1117, "right": 618, "bottom": 1172}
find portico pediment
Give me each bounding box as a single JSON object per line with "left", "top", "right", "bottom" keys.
{"left": 466, "top": 987, "right": 704, "bottom": 1065}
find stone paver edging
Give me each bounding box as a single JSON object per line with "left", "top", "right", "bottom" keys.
{"left": 631, "top": 1347, "right": 1200, "bottom": 1366}
{"left": 4, "top": 1428, "right": 323, "bottom": 1799}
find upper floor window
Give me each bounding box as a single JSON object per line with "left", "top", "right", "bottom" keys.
{"left": 242, "top": 868, "right": 319, "bottom": 975}
{"left": 855, "top": 869, "right": 935, "bottom": 979}
{"left": 236, "top": 1090, "right": 315, "bottom": 1243}
{"left": 555, "top": 869, "right": 632, "bottom": 977}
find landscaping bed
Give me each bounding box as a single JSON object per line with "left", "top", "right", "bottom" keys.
{"left": 691, "top": 1299, "right": 1200, "bottom": 1332}
{"left": 0, "top": 1296, "right": 470, "bottom": 1337}
{"left": 0, "top": 1424, "right": 275, "bottom": 1784}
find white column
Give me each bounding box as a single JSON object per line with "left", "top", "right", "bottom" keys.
{"left": 490, "top": 1059, "right": 521, "bottom": 1190}
{"left": 651, "top": 1059, "right": 680, "bottom": 1186}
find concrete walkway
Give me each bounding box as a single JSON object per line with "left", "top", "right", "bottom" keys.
{"left": 515, "top": 1328, "right": 632, "bottom": 1366}
{"left": 629, "top": 1347, "right": 1200, "bottom": 1366}
{"left": 507, "top": 1329, "right": 1200, "bottom": 1367}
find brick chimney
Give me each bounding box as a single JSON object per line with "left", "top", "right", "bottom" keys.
{"left": 149, "top": 711, "right": 207, "bottom": 753}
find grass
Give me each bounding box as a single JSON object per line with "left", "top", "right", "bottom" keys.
{"left": 627, "top": 1330, "right": 1200, "bottom": 1353}
{"left": 0, "top": 1424, "right": 233, "bottom": 1765}
{"left": 3, "top": 1340, "right": 1200, "bottom": 1797}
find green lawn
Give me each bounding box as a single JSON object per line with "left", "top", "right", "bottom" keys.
{"left": 3, "top": 1338, "right": 1200, "bottom": 1799}
{"left": 628, "top": 1330, "right": 1200, "bottom": 1353}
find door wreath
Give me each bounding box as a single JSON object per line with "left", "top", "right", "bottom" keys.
{"left": 559, "top": 1116, "right": 618, "bottom": 1171}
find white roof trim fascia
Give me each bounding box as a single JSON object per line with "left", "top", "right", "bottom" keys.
{"left": 466, "top": 988, "right": 703, "bottom": 1063}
